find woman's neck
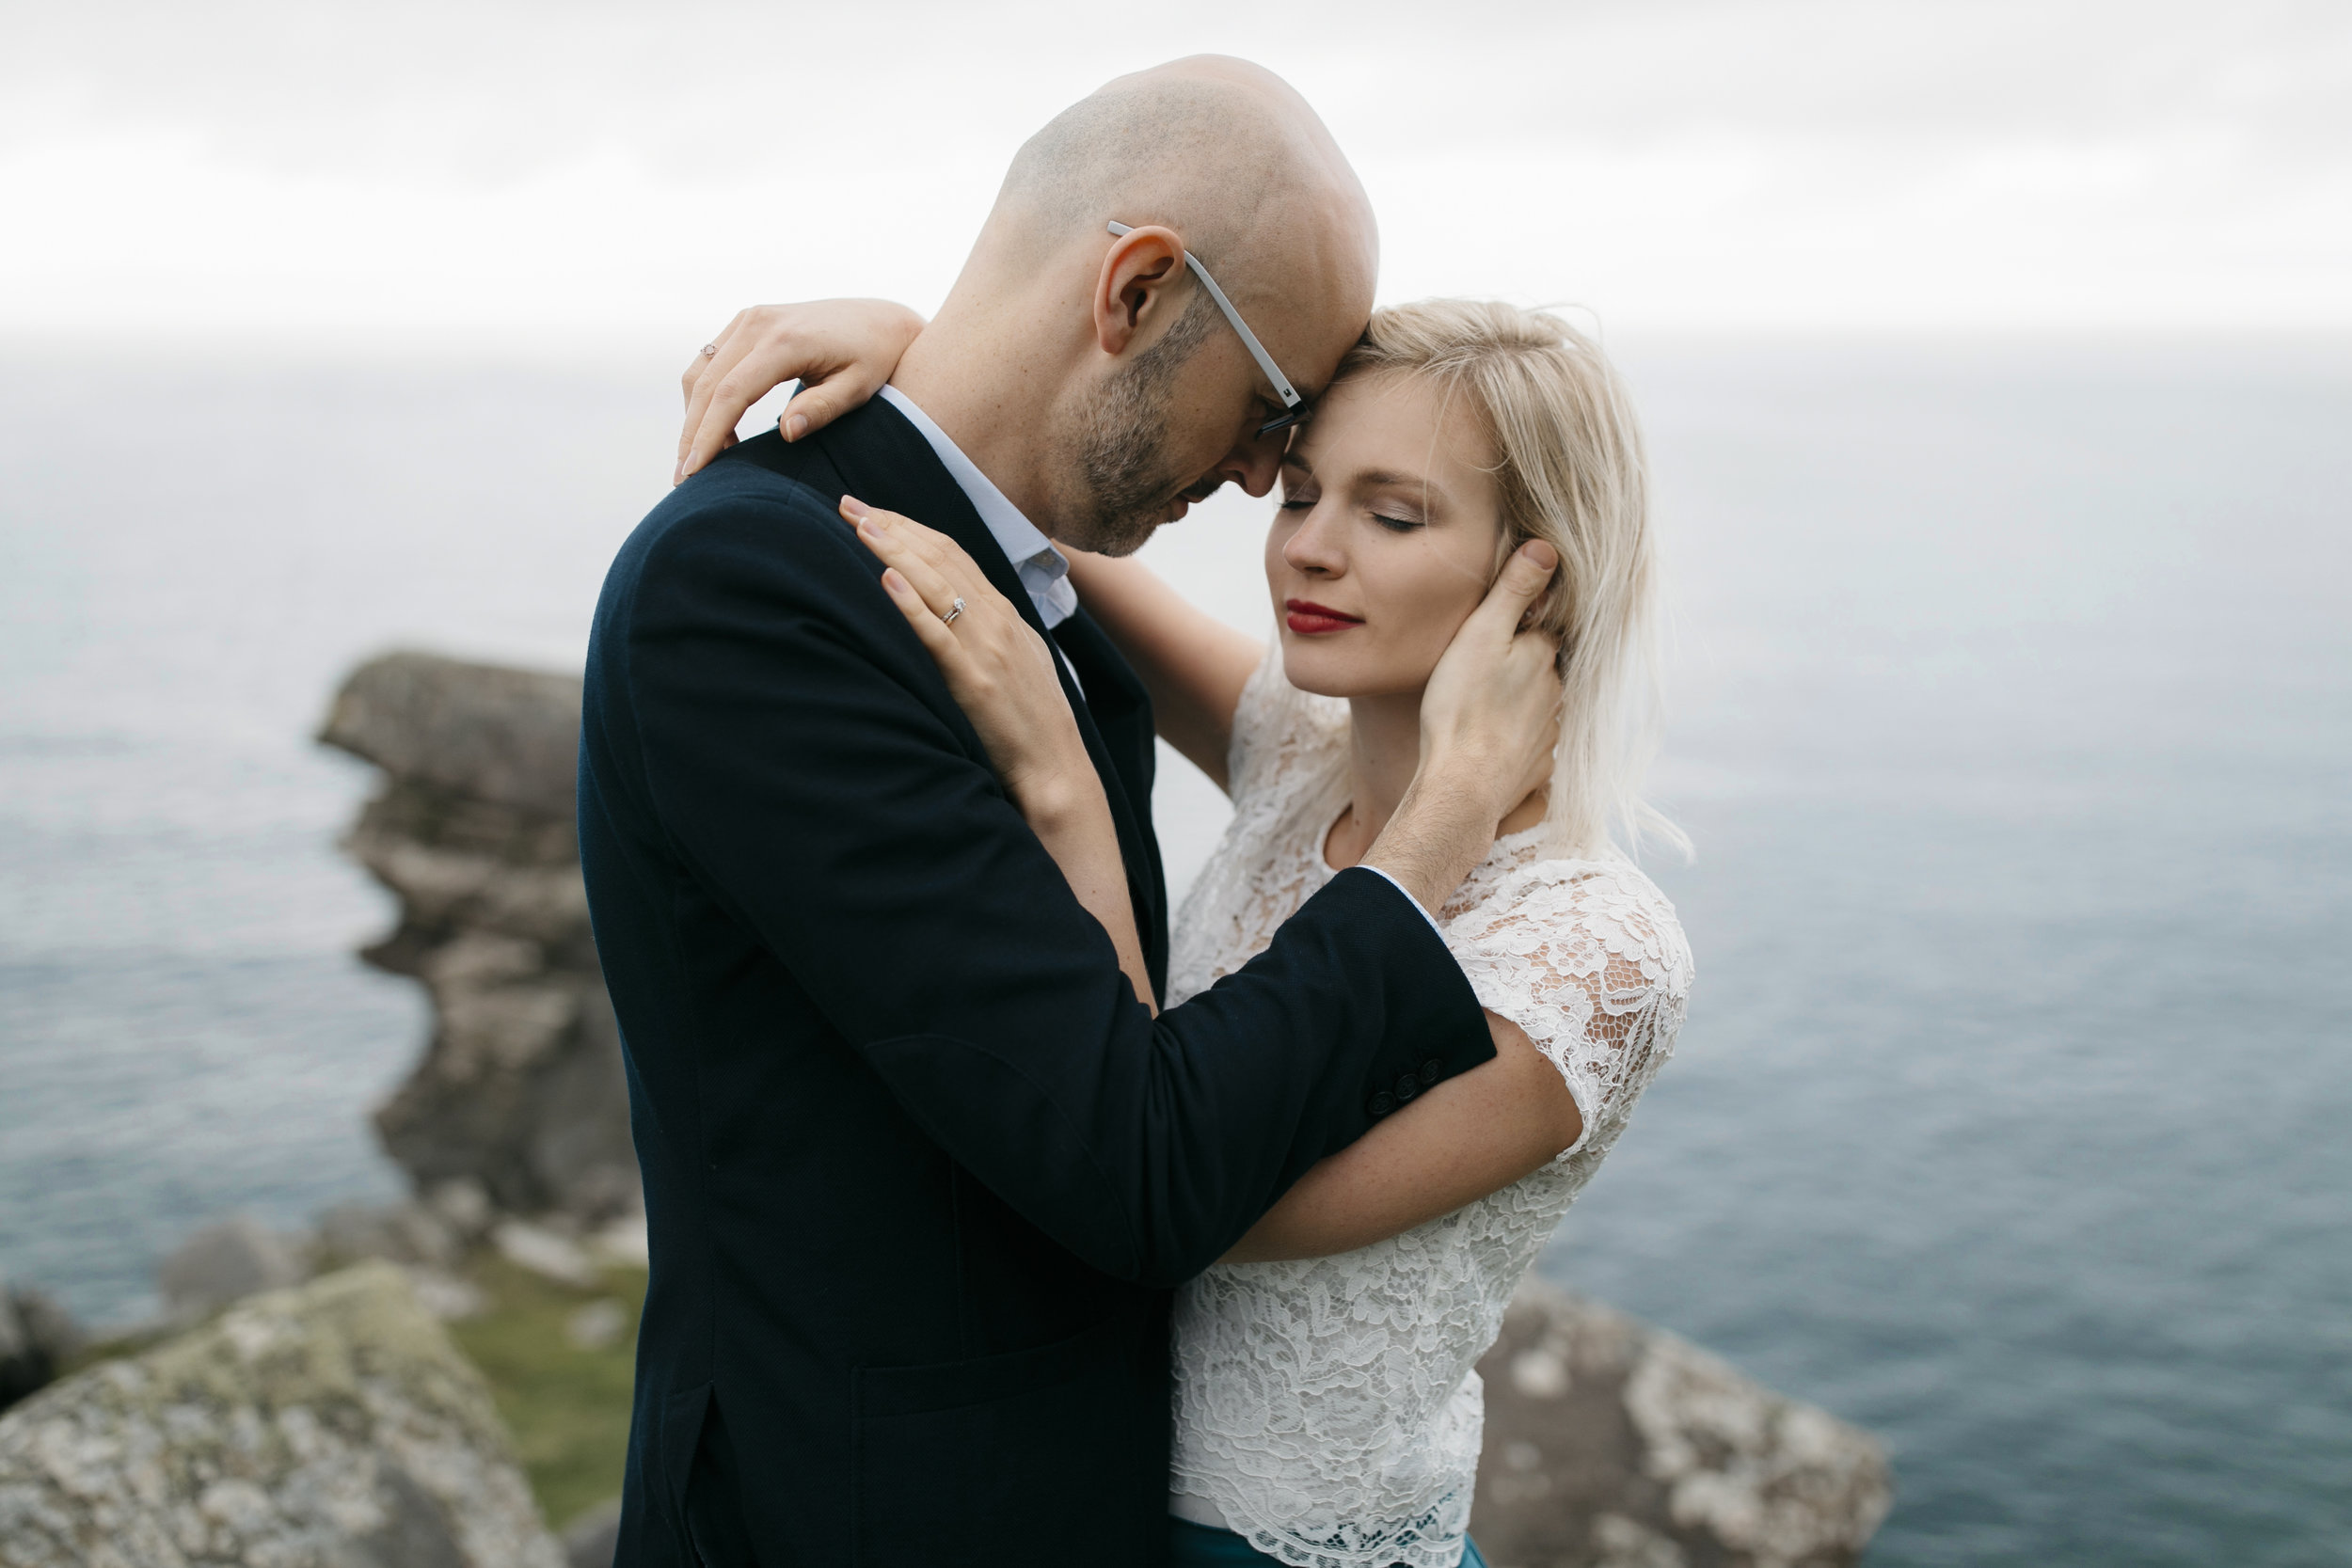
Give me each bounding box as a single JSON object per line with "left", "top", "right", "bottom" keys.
{"left": 1322, "top": 691, "right": 1432, "bottom": 871}
{"left": 1325, "top": 689, "right": 1547, "bottom": 872}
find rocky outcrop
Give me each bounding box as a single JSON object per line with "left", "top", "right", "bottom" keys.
{"left": 0, "top": 1261, "right": 564, "bottom": 1567}
{"left": 321, "top": 653, "right": 635, "bottom": 1222}
{"left": 1469, "top": 1280, "right": 1891, "bottom": 1568}
{"left": 0, "top": 1284, "right": 80, "bottom": 1416}
{"left": 155, "top": 1215, "right": 307, "bottom": 1322}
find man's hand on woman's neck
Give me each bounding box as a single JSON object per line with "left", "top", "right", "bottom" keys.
{"left": 1353, "top": 542, "right": 1564, "bottom": 911}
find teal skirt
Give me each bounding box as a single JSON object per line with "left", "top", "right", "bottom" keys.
{"left": 1168, "top": 1515, "right": 1489, "bottom": 1568}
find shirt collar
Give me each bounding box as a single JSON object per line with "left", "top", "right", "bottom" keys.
{"left": 878, "top": 384, "right": 1076, "bottom": 630}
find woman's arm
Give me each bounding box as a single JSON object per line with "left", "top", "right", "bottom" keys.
{"left": 1062, "top": 551, "right": 1262, "bottom": 791}
{"left": 850, "top": 497, "right": 1155, "bottom": 1012}
{"left": 1224, "top": 864, "right": 1690, "bottom": 1263}
{"left": 1218, "top": 1010, "right": 1581, "bottom": 1261}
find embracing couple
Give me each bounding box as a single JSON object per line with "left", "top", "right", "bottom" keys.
{"left": 581, "top": 55, "right": 1692, "bottom": 1568}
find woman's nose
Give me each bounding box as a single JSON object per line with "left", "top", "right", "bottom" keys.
{"left": 1282, "top": 507, "right": 1344, "bottom": 576}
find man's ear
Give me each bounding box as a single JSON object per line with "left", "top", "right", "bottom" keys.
{"left": 1094, "top": 225, "right": 1188, "bottom": 356}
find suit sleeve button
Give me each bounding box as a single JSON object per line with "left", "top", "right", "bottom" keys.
{"left": 1370, "top": 1092, "right": 1395, "bottom": 1117}
{"left": 1394, "top": 1073, "right": 1420, "bottom": 1101}
{"left": 1421, "top": 1058, "right": 1442, "bottom": 1085}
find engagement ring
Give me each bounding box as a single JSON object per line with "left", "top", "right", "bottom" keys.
{"left": 941, "top": 597, "right": 965, "bottom": 626}
{"left": 701, "top": 343, "right": 719, "bottom": 358}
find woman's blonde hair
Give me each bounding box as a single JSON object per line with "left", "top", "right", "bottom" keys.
{"left": 1337, "top": 299, "right": 1686, "bottom": 862}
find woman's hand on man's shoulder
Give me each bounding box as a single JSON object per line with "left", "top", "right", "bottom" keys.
{"left": 675, "top": 299, "right": 927, "bottom": 486}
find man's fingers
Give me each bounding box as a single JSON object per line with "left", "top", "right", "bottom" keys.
{"left": 1465, "top": 540, "right": 1561, "bottom": 639}
{"left": 1496, "top": 539, "right": 1560, "bottom": 604}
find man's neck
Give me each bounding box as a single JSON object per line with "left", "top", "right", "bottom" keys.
{"left": 889, "top": 309, "right": 1067, "bottom": 539}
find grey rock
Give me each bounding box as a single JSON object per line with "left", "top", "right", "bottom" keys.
{"left": 491, "top": 1220, "right": 596, "bottom": 1289}
{"left": 322, "top": 653, "right": 638, "bottom": 1222}
{"left": 399, "top": 1269, "right": 488, "bottom": 1323}
{"left": 1470, "top": 1279, "right": 1892, "bottom": 1568}
{"left": 315, "top": 1199, "right": 460, "bottom": 1269}
{"left": 320, "top": 651, "right": 583, "bottom": 821}
{"left": 425, "top": 1179, "right": 496, "bottom": 1243}
{"left": 564, "top": 1300, "right": 628, "bottom": 1352}
{"left": 0, "top": 1260, "right": 564, "bottom": 1568}
{"left": 0, "top": 1284, "right": 82, "bottom": 1415}
{"left": 156, "top": 1214, "right": 306, "bottom": 1319}
{"left": 560, "top": 1496, "right": 621, "bottom": 1568}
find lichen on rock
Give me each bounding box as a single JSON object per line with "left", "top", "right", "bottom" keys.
{"left": 1470, "top": 1278, "right": 1892, "bottom": 1568}
{"left": 0, "top": 1261, "right": 564, "bottom": 1568}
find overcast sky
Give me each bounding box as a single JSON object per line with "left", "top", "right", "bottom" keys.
{"left": 6, "top": 0, "right": 2347, "bottom": 350}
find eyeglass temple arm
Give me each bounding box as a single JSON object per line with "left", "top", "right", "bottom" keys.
{"left": 1107, "top": 221, "right": 1302, "bottom": 411}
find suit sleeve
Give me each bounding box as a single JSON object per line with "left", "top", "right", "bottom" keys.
{"left": 623, "top": 491, "right": 1494, "bottom": 1286}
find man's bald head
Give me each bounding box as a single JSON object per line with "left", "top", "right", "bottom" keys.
{"left": 894, "top": 58, "right": 1379, "bottom": 554}
{"left": 984, "top": 56, "right": 1376, "bottom": 307}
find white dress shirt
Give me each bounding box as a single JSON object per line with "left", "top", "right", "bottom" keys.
{"left": 879, "top": 384, "right": 1077, "bottom": 631}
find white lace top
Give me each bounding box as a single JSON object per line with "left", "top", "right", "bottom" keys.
{"left": 1165, "top": 650, "right": 1694, "bottom": 1568}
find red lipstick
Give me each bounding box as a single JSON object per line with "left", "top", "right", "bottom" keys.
{"left": 1284, "top": 598, "right": 1364, "bottom": 636}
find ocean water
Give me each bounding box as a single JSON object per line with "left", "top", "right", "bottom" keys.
{"left": 1, "top": 341, "right": 2344, "bottom": 1564}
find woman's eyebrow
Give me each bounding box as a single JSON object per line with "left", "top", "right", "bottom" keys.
{"left": 1353, "top": 468, "right": 1450, "bottom": 511}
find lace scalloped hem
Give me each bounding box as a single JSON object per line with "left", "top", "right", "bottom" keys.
{"left": 1228, "top": 1496, "right": 1470, "bottom": 1568}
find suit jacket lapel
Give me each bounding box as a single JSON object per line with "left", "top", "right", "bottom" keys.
{"left": 729, "top": 405, "right": 1168, "bottom": 997}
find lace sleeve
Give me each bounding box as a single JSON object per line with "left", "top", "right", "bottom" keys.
{"left": 1224, "top": 641, "right": 1347, "bottom": 803}
{"left": 1446, "top": 860, "right": 1693, "bottom": 1160}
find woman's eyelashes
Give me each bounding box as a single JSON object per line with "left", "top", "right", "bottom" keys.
{"left": 1276, "top": 483, "right": 1422, "bottom": 533}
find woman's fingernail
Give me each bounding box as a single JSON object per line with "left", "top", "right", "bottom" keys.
{"left": 1520, "top": 540, "right": 1559, "bottom": 569}
{"left": 858, "top": 517, "right": 884, "bottom": 543}
{"left": 672, "top": 461, "right": 685, "bottom": 486}
{"left": 784, "top": 412, "right": 808, "bottom": 441}
{"left": 840, "top": 494, "right": 869, "bottom": 521}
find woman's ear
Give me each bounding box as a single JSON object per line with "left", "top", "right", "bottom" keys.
{"left": 1093, "top": 225, "right": 1188, "bottom": 356}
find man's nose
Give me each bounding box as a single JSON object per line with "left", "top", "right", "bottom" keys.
{"left": 1215, "top": 430, "right": 1285, "bottom": 498}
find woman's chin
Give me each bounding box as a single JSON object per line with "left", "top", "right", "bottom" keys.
{"left": 1278, "top": 640, "right": 1419, "bottom": 701}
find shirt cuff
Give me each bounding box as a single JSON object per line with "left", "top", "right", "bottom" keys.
{"left": 1352, "top": 863, "right": 1445, "bottom": 939}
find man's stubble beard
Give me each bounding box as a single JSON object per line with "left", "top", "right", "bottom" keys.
{"left": 1062, "top": 291, "right": 1223, "bottom": 558}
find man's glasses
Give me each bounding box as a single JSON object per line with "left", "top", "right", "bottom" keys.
{"left": 1107, "top": 221, "right": 1309, "bottom": 437}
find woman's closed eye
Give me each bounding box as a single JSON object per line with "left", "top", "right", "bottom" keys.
{"left": 1277, "top": 491, "right": 1422, "bottom": 532}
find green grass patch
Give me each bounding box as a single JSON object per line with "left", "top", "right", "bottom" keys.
{"left": 447, "top": 1253, "right": 646, "bottom": 1530}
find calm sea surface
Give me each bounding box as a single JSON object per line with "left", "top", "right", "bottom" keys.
{"left": 1, "top": 341, "right": 2344, "bottom": 1564}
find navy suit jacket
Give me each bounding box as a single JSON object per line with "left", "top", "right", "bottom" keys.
{"left": 578, "top": 397, "right": 1493, "bottom": 1567}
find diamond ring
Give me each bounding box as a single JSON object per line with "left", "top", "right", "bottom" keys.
{"left": 941, "top": 596, "right": 966, "bottom": 626}
{"left": 701, "top": 342, "right": 719, "bottom": 358}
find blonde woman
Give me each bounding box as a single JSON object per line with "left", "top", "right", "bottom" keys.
{"left": 702, "top": 299, "right": 1692, "bottom": 1568}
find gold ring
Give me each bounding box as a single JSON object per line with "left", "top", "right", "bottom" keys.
{"left": 941, "top": 596, "right": 965, "bottom": 626}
